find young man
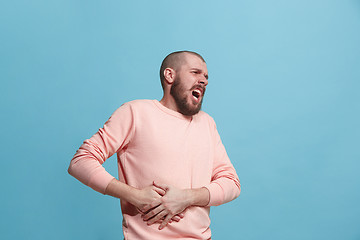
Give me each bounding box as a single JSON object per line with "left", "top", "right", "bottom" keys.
{"left": 68, "top": 51, "right": 240, "bottom": 239}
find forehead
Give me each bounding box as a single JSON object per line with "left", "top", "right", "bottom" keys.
{"left": 182, "top": 53, "right": 207, "bottom": 71}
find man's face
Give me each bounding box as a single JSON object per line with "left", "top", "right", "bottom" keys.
{"left": 170, "top": 54, "right": 208, "bottom": 116}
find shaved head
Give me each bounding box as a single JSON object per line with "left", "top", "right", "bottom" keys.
{"left": 160, "top": 51, "right": 205, "bottom": 89}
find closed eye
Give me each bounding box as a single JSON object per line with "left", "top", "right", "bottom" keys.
{"left": 190, "top": 68, "right": 208, "bottom": 80}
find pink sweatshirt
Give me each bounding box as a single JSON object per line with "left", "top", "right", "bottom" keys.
{"left": 68, "top": 99, "right": 240, "bottom": 240}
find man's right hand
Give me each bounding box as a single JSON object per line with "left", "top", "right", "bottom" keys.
{"left": 105, "top": 179, "right": 185, "bottom": 227}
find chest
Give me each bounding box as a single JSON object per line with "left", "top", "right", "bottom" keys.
{"left": 121, "top": 114, "right": 214, "bottom": 187}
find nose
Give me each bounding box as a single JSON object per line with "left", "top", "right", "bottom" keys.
{"left": 199, "top": 74, "right": 208, "bottom": 86}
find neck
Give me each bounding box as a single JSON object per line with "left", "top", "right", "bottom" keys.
{"left": 159, "top": 94, "right": 179, "bottom": 113}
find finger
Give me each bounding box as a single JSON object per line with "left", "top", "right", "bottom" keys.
{"left": 142, "top": 199, "right": 162, "bottom": 213}
{"left": 159, "top": 214, "right": 173, "bottom": 230}
{"left": 136, "top": 207, "right": 141, "bottom": 213}
{"left": 153, "top": 181, "right": 169, "bottom": 191}
{"left": 142, "top": 205, "right": 164, "bottom": 221}
{"left": 151, "top": 217, "right": 165, "bottom": 224}
{"left": 154, "top": 219, "right": 163, "bottom": 224}
{"left": 147, "top": 210, "right": 168, "bottom": 226}
{"left": 178, "top": 212, "right": 185, "bottom": 218}
{"left": 153, "top": 186, "right": 166, "bottom": 196}
{"left": 171, "top": 215, "right": 181, "bottom": 222}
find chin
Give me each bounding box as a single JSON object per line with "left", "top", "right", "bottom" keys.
{"left": 183, "top": 103, "right": 202, "bottom": 116}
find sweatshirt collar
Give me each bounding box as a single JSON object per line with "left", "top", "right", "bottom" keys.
{"left": 152, "top": 100, "right": 194, "bottom": 121}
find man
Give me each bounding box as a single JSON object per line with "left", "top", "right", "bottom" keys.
{"left": 68, "top": 51, "right": 240, "bottom": 239}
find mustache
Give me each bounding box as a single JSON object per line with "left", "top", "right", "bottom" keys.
{"left": 190, "top": 84, "right": 206, "bottom": 94}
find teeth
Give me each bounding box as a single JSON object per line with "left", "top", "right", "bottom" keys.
{"left": 194, "top": 90, "right": 201, "bottom": 96}
{"left": 192, "top": 90, "right": 200, "bottom": 99}
{"left": 192, "top": 89, "right": 202, "bottom": 100}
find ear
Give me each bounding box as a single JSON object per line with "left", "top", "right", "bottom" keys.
{"left": 163, "top": 68, "right": 176, "bottom": 84}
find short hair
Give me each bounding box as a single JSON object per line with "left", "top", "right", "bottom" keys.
{"left": 159, "top": 51, "right": 206, "bottom": 89}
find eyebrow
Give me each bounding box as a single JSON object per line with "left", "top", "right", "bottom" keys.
{"left": 191, "top": 68, "right": 209, "bottom": 80}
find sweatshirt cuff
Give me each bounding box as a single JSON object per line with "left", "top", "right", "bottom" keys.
{"left": 204, "top": 182, "right": 224, "bottom": 206}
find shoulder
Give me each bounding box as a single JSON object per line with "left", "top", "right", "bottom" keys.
{"left": 109, "top": 99, "right": 151, "bottom": 116}
{"left": 110, "top": 99, "right": 157, "bottom": 120}
{"left": 121, "top": 99, "right": 155, "bottom": 109}
{"left": 121, "top": 99, "right": 151, "bottom": 106}
{"left": 114, "top": 99, "right": 154, "bottom": 111}
{"left": 105, "top": 100, "right": 154, "bottom": 125}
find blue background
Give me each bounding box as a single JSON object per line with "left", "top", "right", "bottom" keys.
{"left": 1, "top": 0, "right": 359, "bottom": 239}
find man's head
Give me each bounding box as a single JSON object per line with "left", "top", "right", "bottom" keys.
{"left": 159, "top": 51, "right": 208, "bottom": 116}
{"left": 160, "top": 51, "right": 206, "bottom": 89}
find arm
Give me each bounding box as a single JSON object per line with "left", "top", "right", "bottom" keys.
{"left": 68, "top": 103, "right": 135, "bottom": 193}
{"left": 203, "top": 119, "right": 241, "bottom": 206}
{"left": 68, "top": 104, "right": 183, "bottom": 224}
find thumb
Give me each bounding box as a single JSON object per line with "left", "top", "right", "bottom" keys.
{"left": 153, "top": 186, "right": 166, "bottom": 196}
{"left": 153, "top": 181, "right": 169, "bottom": 191}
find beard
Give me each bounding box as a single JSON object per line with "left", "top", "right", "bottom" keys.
{"left": 170, "top": 77, "right": 204, "bottom": 116}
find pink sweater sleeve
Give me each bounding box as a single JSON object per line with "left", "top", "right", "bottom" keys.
{"left": 68, "top": 103, "right": 135, "bottom": 194}
{"left": 204, "top": 120, "right": 241, "bottom": 206}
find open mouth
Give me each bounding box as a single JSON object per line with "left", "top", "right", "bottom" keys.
{"left": 192, "top": 89, "right": 201, "bottom": 100}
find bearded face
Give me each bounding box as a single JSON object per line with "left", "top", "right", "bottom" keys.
{"left": 170, "top": 75, "right": 205, "bottom": 116}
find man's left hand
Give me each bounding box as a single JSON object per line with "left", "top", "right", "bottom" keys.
{"left": 141, "top": 181, "right": 192, "bottom": 230}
